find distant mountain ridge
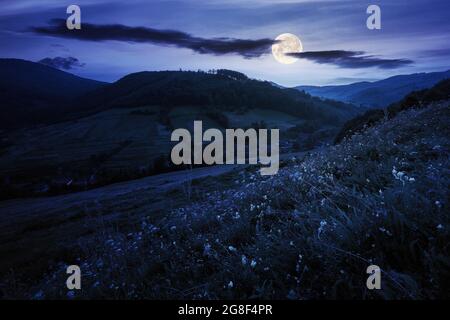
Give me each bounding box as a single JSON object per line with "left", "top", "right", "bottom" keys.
{"left": 0, "top": 58, "right": 107, "bottom": 129}
{"left": 296, "top": 70, "right": 450, "bottom": 108}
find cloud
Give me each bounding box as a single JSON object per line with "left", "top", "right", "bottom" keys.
{"left": 37, "top": 56, "right": 85, "bottom": 70}
{"left": 32, "top": 19, "right": 275, "bottom": 58}
{"left": 288, "top": 50, "right": 413, "bottom": 69}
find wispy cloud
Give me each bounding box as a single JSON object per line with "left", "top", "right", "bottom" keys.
{"left": 32, "top": 19, "right": 275, "bottom": 58}
{"left": 37, "top": 56, "right": 85, "bottom": 70}
{"left": 288, "top": 50, "right": 413, "bottom": 69}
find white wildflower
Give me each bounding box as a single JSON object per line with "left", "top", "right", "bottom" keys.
{"left": 33, "top": 290, "right": 45, "bottom": 300}
{"left": 203, "top": 243, "right": 212, "bottom": 256}
{"left": 318, "top": 220, "right": 327, "bottom": 237}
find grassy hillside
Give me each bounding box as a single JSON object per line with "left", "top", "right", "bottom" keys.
{"left": 1, "top": 90, "right": 447, "bottom": 299}
{"left": 335, "top": 79, "right": 450, "bottom": 143}
{"left": 0, "top": 103, "right": 312, "bottom": 199}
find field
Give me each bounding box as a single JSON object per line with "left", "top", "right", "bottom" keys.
{"left": 0, "top": 104, "right": 317, "bottom": 198}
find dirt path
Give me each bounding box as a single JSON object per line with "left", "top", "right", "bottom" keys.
{"left": 0, "top": 151, "right": 306, "bottom": 220}
{"left": 0, "top": 151, "right": 307, "bottom": 277}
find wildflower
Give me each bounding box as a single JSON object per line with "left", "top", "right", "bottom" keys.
{"left": 287, "top": 289, "right": 298, "bottom": 300}
{"left": 203, "top": 243, "right": 212, "bottom": 256}
{"left": 379, "top": 227, "right": 392, "bottom": 236}
{"left": 241, "top": 255, "right": 248, "bottom": 265}
{"left": 228, "top": 246, "right": 237, "bottom": 252}
{"left": 250, "top": 260, "right": 257, "bottom": 268}
{"left": 33, "top": 290, "right": 45, "bottom": 300}
{"left": 318, "top": 220, "right": 327, "bottom": 237}
{"left": 227, "top": 281, "right": 234, "bottom": 288}
{"left": 436, "top": 224, "right": 444, "bottom": 230}
{"left": 292, "top": 210, "right": 302, "bottom": 218}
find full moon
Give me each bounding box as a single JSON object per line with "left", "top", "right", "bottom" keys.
{"left": 272, "top": 33, "right": 303, "bottom": 64}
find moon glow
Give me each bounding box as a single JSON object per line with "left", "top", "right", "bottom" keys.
{"left": 272, "top": 33, "right": 303, "bottom": 64}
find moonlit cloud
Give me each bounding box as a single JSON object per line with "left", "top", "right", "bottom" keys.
{"left": 38, "top": 56, "right": 85, "bottom": 70}
{"left": 288, "top": 50, "right": 413, "bottom": 69}
{"left": 0, "top": 0, "right": 448, "bottom": 85}
{"left": 32, "top": 19, "right": 276, "bottom": 58}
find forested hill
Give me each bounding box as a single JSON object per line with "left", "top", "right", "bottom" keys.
{"left": 79, "top": 69, "right": 360, "bottom": 125}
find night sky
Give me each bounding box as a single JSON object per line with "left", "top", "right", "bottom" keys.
{"left": 1, "top": 0, "right": 449, "bottom": 86}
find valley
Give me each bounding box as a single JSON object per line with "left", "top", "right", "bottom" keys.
{"left": 0, "top": 58, "right": 448, "bottom": 300}
{"left": 0, "top": 61, "right": 358, "bottom": 199}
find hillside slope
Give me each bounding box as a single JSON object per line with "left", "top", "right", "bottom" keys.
{"left": 335, "top": 79, "right": 450, "bottom": 143}
{"left": 79, "top": 69, "right": 359, "bottom": 124}
{"left": 4, "top": 90, "right": 448, "bottom": 299}
{"left": 0, "top": 59, "right": 107, "bottom": 128}
{"left": 296, "top": 70, "right": 450, "bottom": 108}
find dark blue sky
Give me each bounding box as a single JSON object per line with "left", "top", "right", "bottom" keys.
{"left": 1, "top": 0, "right": 449, "bottom": 86}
